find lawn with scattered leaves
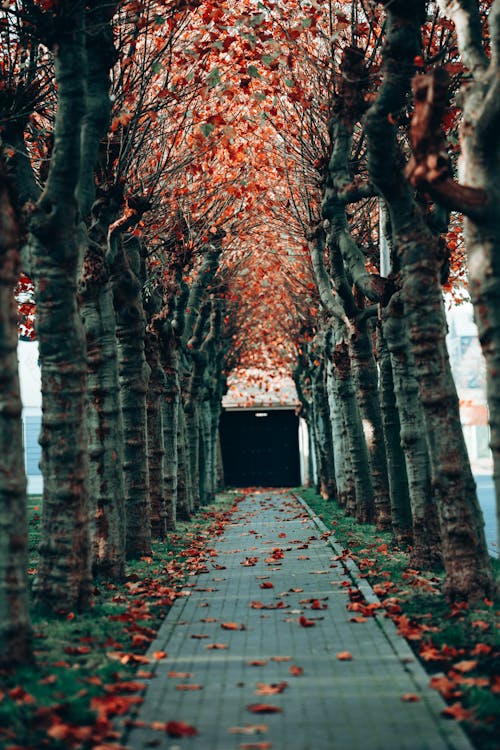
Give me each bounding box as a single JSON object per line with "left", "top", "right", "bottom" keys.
{"left": 0, "top": 492, "right": 239, "bottom": 750}
{"left": 296, "top": 487, "right": 500, "bottom": 750}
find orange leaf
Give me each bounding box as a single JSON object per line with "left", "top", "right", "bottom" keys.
{"left": 336, "top": 652, "right": 353, "bottom": 661}
{"left": 240, "top": 743, "right": 272, "bottom": 750}
{"left": 221, "top": 622, "right": 245, "bottom": 630}
{"left": 248, "top": 660, "right": 267, "bottom": 666}
{"left": 453, "top": 660, "right": 478, "bottom": 673}
{"left": 401, "top": 693, "right": 420, "bottom": 702}
{"left": 255, "top": 682, "right": 288, "bottom": 695}
{"left": 153, "top": 650, "right": 167, "bottom": 660}
{"left": 246, "top": 704, "right": 283, "bottom": 714}
{"left": 289, "top": 665, "right": 303, "bottom": 676}
{"left": 206, "top": 643, "right": 229, "bottom": 649}
{"left": 176, "top": 684, "right": 203, "bottom": 691}
{"left": 270, "top": 656, "right": 291, "bottom": 662}
{"left": 168, "top": 671, "right": 192, "bottom": 679}
{"left": 441, "top": 702, "right": 474, "bottom": 721}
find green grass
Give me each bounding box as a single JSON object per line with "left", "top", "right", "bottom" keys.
{"left": 0, "top": 491, "right": 238, "bottom": 749}
{"left": 296, "top": 487, "right": 500, "bottom": 750}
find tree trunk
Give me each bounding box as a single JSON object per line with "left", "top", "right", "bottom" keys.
{"left": 310, "top": 358, "right": 337, "bottom": 500}
{"left": 112, "top": 236, "right": 151, "bottom": 558}
{"left": 160, "top": 332, "right": 180, "bottom": 531}
{"left": 434, "top": 0, "right": 500, "bottom": 581}
{"left": 176, "top": 401, "right": 193, "bottom": 520}
{"left": 78, "top": 240, "right": 125, "bottom": 579}
{"left": 0, "top": 168, "right": 32, "bottom": 664}
{"left": 365, "top": 0, "right": 494, "bottom": 599}
{"left": 146, "top": 329, "right": 166, "bottom": 539}
{"left": 348, "top": 321, "right": 392, "bottom": 529}
{"left": 376, "top": 319, "right": 412, "bottom": 545}
{"left": 332, "top": 337, "right": 374, "bottom": 522}
{"left": 382, "top": 294, "right": 441, "bottom": 568}
{"left": 30, "top": 3, "right": 92, "bottom": 612}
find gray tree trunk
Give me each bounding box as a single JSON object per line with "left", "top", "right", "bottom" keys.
{"left": 0, "top": 168, "right": 32, "bottom": 663}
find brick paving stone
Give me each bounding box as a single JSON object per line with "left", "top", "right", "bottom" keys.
{"left": 123, "top": 491, "right": 473, "bottom": 750}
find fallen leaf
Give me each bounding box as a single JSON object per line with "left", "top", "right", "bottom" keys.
{"left": 336, "top": 652, "right": 353, "bottom": 661}
{"left": 240, "top": 743, "right": 272, "bottom": 750}
{"left": 165, "top": 720, "right": 198, "bottom": 737}
{"left": 349, "top": 617, "right": 368, "bottom": 623}
{"left": 289, "top": 665, "right": 303, "bottom": 676}
{"left": 260, "top": 582, "right": 274, "bottom": 589}
{"left": 248, "top": 660, "right": 267, "bottom": 666}
{"left": 270, "top": 656, "right": 291, "bottom": 662}
{"left": 221, "top": 622, "right": 246, "bottom": 631}
{"left": 401, "top": 693, "right": 420, "bottom": 702}
{"left": 168, "top": 671, "right": 192, "bottom": 679}
{"left": 255, "top": 682, "right": 288, "bottom": 695}
{"left": 246, "top": 704, "right": 283, "bottom": 714}
{"left": 175, "top": 684, "right": 203, "bottom": 691}
{"left": 429, "top": 675, "right": 462, "bottom": 700}
{"left": 299, "top": 616, "right": 315, "bottom": 628}
{"left": 206, "top": 643, "right": 229, "bottom": 649}
{"left": 441, "top": 702, "right": 474, "bottom": 721}
{"left": 153, "top": 651, "right": 167, "bottom": 660}
{"left": 228, "top": 724, "right": 268, "bottom": 735}
{"left": 190, "top": 634, "right": 209, "bottom": 639}
{"left": 452, "top": 660, "right": 478, "bottom": 673}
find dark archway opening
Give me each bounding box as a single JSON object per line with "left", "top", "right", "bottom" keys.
{"left": 220, "top": 409, "right": 300, "bottom": 487}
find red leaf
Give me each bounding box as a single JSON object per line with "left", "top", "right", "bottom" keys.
{"left": 165, "top": 720, "right": 198, "bottom": 737}
{"left": 246, "top": 703, "right": 283, "bottom": 714}
{"left": 401, "top": 693, "right": 420, "bottom": 702}
{"left": 289, "top": 665, "right": 303, "bottom": 676}
{"left": 299, "top": 616, "right": 315, "bottom": 628}
{"left": 259, "top": 582, "right": 274, "bottom": 589}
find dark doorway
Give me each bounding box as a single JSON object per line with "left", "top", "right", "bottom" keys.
{"left": 220, "top": 409, "right": 300, "bottom": 487}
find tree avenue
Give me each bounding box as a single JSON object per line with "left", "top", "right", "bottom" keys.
{"left": 0, "top": 0, "right": 498, "bottom": 666}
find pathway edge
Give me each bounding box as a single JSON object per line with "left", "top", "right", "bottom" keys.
{"left": 292, "top": 491, "right": 474, "bottom": 750}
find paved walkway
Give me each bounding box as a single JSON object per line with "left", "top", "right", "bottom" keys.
{"left": 124, "top": 491, "right": 472, "bottom": 750}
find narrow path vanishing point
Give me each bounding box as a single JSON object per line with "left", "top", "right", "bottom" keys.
{"left": 124, "top": 491, "right": 472, "bottom": 750}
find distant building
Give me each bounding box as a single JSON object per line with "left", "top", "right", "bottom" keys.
{"left": 446, "top": 302, "right": 492, "bottom": 473}
{"left": 18, "top": 339, "right": 43, "bottom": 494}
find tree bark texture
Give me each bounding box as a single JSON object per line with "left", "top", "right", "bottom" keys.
{"left": 376, "top": 319, "right": 413, "bottom": 544}
{"left": 365, "top": 0, "right": 493, "bottom": 599}
{"left": 78, "top": 238, "right": 125, "bottom": 579}
{"left": 112, "top": 236, "right": 151, "bottom": 558}
{"left": 0, "top": 168, "right": 32, "bottom": 664}
{"left": 30, "top": 2, "right": 92, "bottom": 612}
{"left": 146, "top": 328, "right": 167, "bottom": 539}
{"left": 382, "top": 294, "right": 441, "bottom": 569}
